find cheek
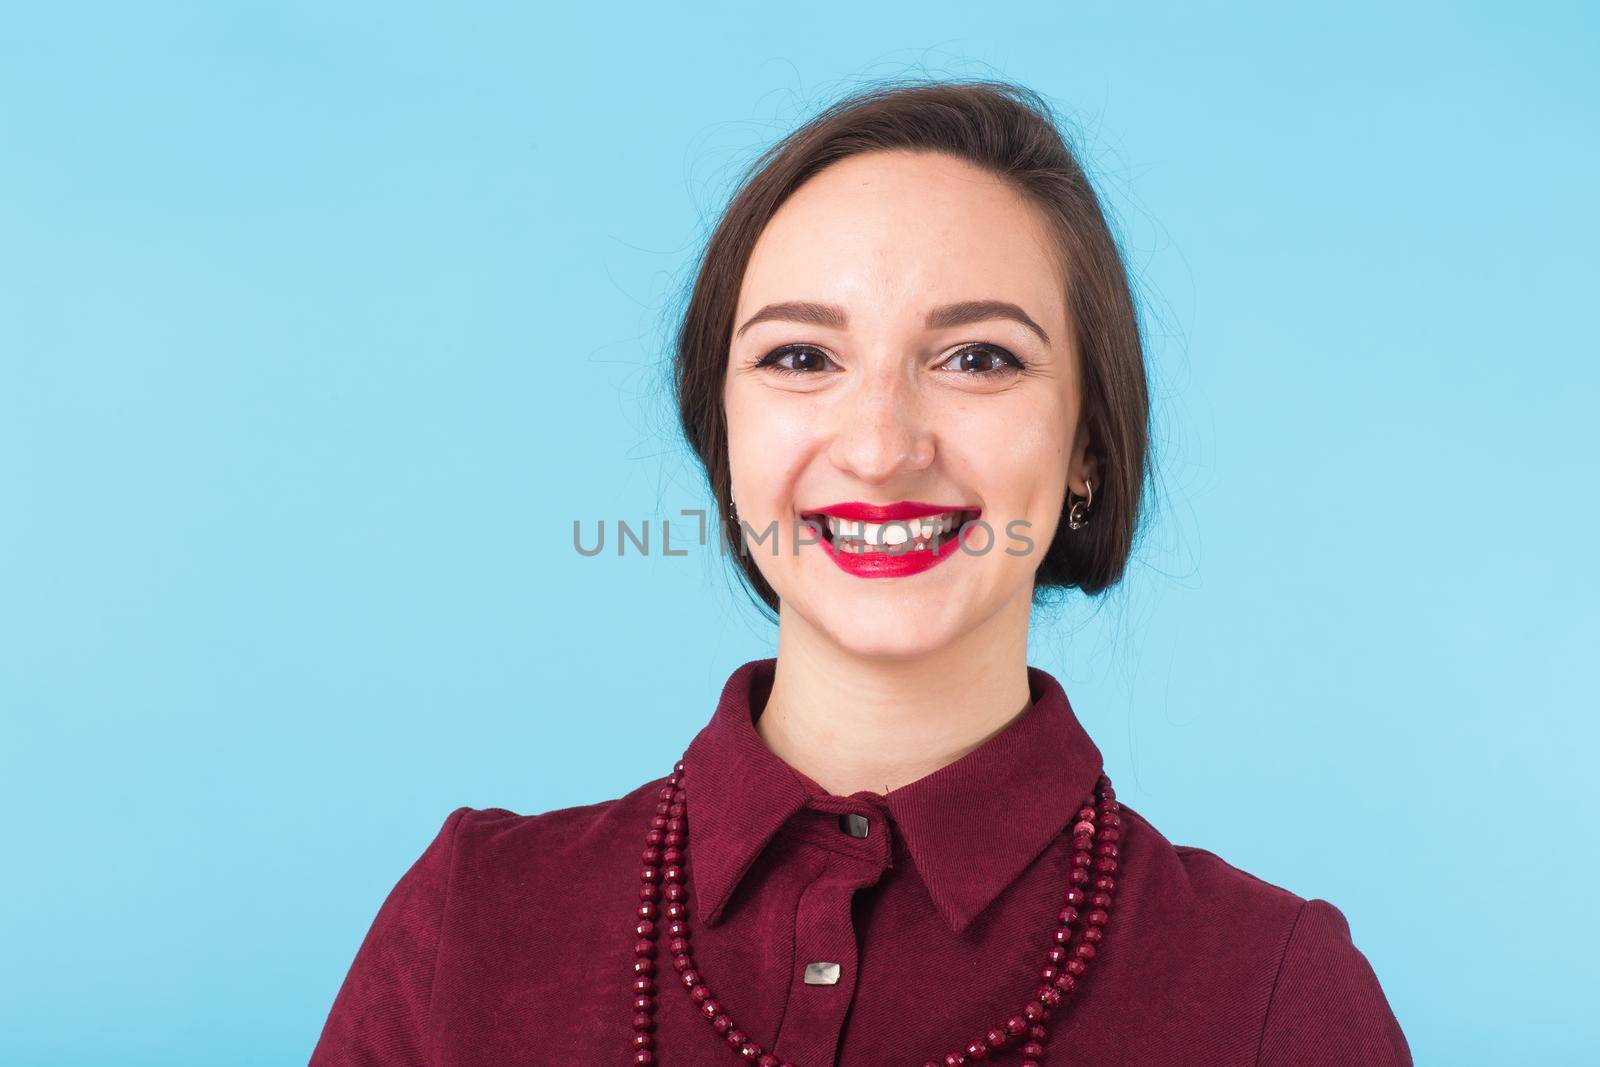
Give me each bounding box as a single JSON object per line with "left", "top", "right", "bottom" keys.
{"left": 943, "top": 399, "right": 1070, "bottom": 510}
{"left": 723, "top": 385, "right": 818, "bottom": 502}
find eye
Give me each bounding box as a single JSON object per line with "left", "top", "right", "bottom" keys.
{"left": 752, "top": 344, "right": 839, "bottom": 376}
{"left": 937, "top": 343, "right": 1028, "bottom": 376}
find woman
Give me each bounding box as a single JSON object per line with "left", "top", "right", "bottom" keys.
{"left": 311, "top": 79, "right": 1411, "bottom": 1066}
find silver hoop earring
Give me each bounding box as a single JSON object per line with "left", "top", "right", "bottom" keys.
{"left": 1066, "top": 477, "right": 1094, "bottom": 531}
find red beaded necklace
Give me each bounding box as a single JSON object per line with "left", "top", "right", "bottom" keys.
{"left": 628, "top": 758, "right": 1121, "bottom": 1066}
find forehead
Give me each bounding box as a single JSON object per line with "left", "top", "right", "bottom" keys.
{"left": 737, "top": 150, "right": 1067, "bottom": 333}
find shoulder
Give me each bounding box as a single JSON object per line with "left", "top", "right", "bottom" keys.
{"left": 338, "top": 778, "right": 669, "bottom": 941}
{"left": 430, "top": 776, "right": 670, "bottom": 913}
{"left": 310, "top": 783, "right": 669, "bottom": 1064}
{"left": 1113, "top": 804, "right": 1411, "bottom": 1065}
{"left": 447, "top": 775, "right": 667, "bottom": 854}
{"left": 1116, "top": 803, "right": 1306, "bottom": 941}
{"left": 1256, "top": 895, "right": 1413, "bottom": 1064}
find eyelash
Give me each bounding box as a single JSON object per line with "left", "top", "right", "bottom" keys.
{"left": 752, "top": 343, "right": 1028, "bottom": 377}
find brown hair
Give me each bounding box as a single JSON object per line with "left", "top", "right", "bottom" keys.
{"left": 673, "top": 78, "right": 1152, "bottom": 616}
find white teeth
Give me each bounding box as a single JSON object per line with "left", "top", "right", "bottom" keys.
{"left": 824, "top": 517, "right": 857, "bottom": 541}
{"left": 818, "top": 510, "right": 967, "bottom": 552}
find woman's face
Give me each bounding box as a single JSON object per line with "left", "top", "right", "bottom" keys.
{"left": 723, "top": 149, "right": 1095, "bottom": 659}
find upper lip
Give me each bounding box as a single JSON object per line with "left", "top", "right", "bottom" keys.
{"left": 803, "top": 501, "right": 979, "bottom": 522}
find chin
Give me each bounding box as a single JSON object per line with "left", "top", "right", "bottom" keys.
{"left": 790, "top": 596, "right": 970, "bottom": 661}
{"left": 829, "top": 625, "right": 958, "bottom": 661}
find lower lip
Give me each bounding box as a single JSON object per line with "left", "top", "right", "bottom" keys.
{"left": 811, "top": 518, "right": 978, "bottom": 579}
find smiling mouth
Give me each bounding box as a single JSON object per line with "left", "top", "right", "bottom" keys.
{"left": 799, "top": 507, "right": 981, "bottom": 555}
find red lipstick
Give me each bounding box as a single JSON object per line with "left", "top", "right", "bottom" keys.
{"left": 800, "top": 502, "right": 982, "bottom": 579}
{"left": 811, "top": 500, "right": 963, "bottom": 522}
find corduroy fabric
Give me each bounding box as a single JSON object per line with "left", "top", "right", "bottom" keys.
{"left": 310, "top": 658, "right": 1412, "bottom": 1066}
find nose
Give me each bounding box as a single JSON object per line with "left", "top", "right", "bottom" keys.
{"left": 825, "top": 364, "right": 936, "bottom": 484}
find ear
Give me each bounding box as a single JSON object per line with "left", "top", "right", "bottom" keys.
{"left": 1068, "top": 437, "right": 1099, "bottom": 497}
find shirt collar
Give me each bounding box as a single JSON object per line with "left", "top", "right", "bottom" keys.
{"left": 680, "top": 657, "right": 1103, "bottom": 936}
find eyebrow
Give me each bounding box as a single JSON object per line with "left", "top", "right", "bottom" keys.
{"left": 734, "top": 299, "right": 1051, "bottom": 345}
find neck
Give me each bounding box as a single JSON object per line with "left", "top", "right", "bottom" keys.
{"left": 757, "top": 593, "right": 1034, "bottom": 797}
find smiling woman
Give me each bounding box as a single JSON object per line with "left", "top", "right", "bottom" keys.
{"left": 716, "top": 144, "right": 1113, "bottom": 660}
{"left": 310, "top": 79, "right": 1412, "bottom": 1066}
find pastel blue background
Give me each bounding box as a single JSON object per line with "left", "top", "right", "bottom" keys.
{"left": 2, "top": 2, "right": 1595, "bottom": 1063}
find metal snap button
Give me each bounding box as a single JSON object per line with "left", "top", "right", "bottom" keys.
{"left": 839, "top": 812, "right": 870, "bottom": 838}
{"left": 803, "top": 961, "right": 841, "bottom": 985}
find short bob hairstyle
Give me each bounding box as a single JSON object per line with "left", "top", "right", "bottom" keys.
{"left": 674, "top": 78, "right": 1152, "bottom": 614}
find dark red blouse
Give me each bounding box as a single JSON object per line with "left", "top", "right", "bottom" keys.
{"left": 310, "top": 659, "right": 1411, "bottom": 1065}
